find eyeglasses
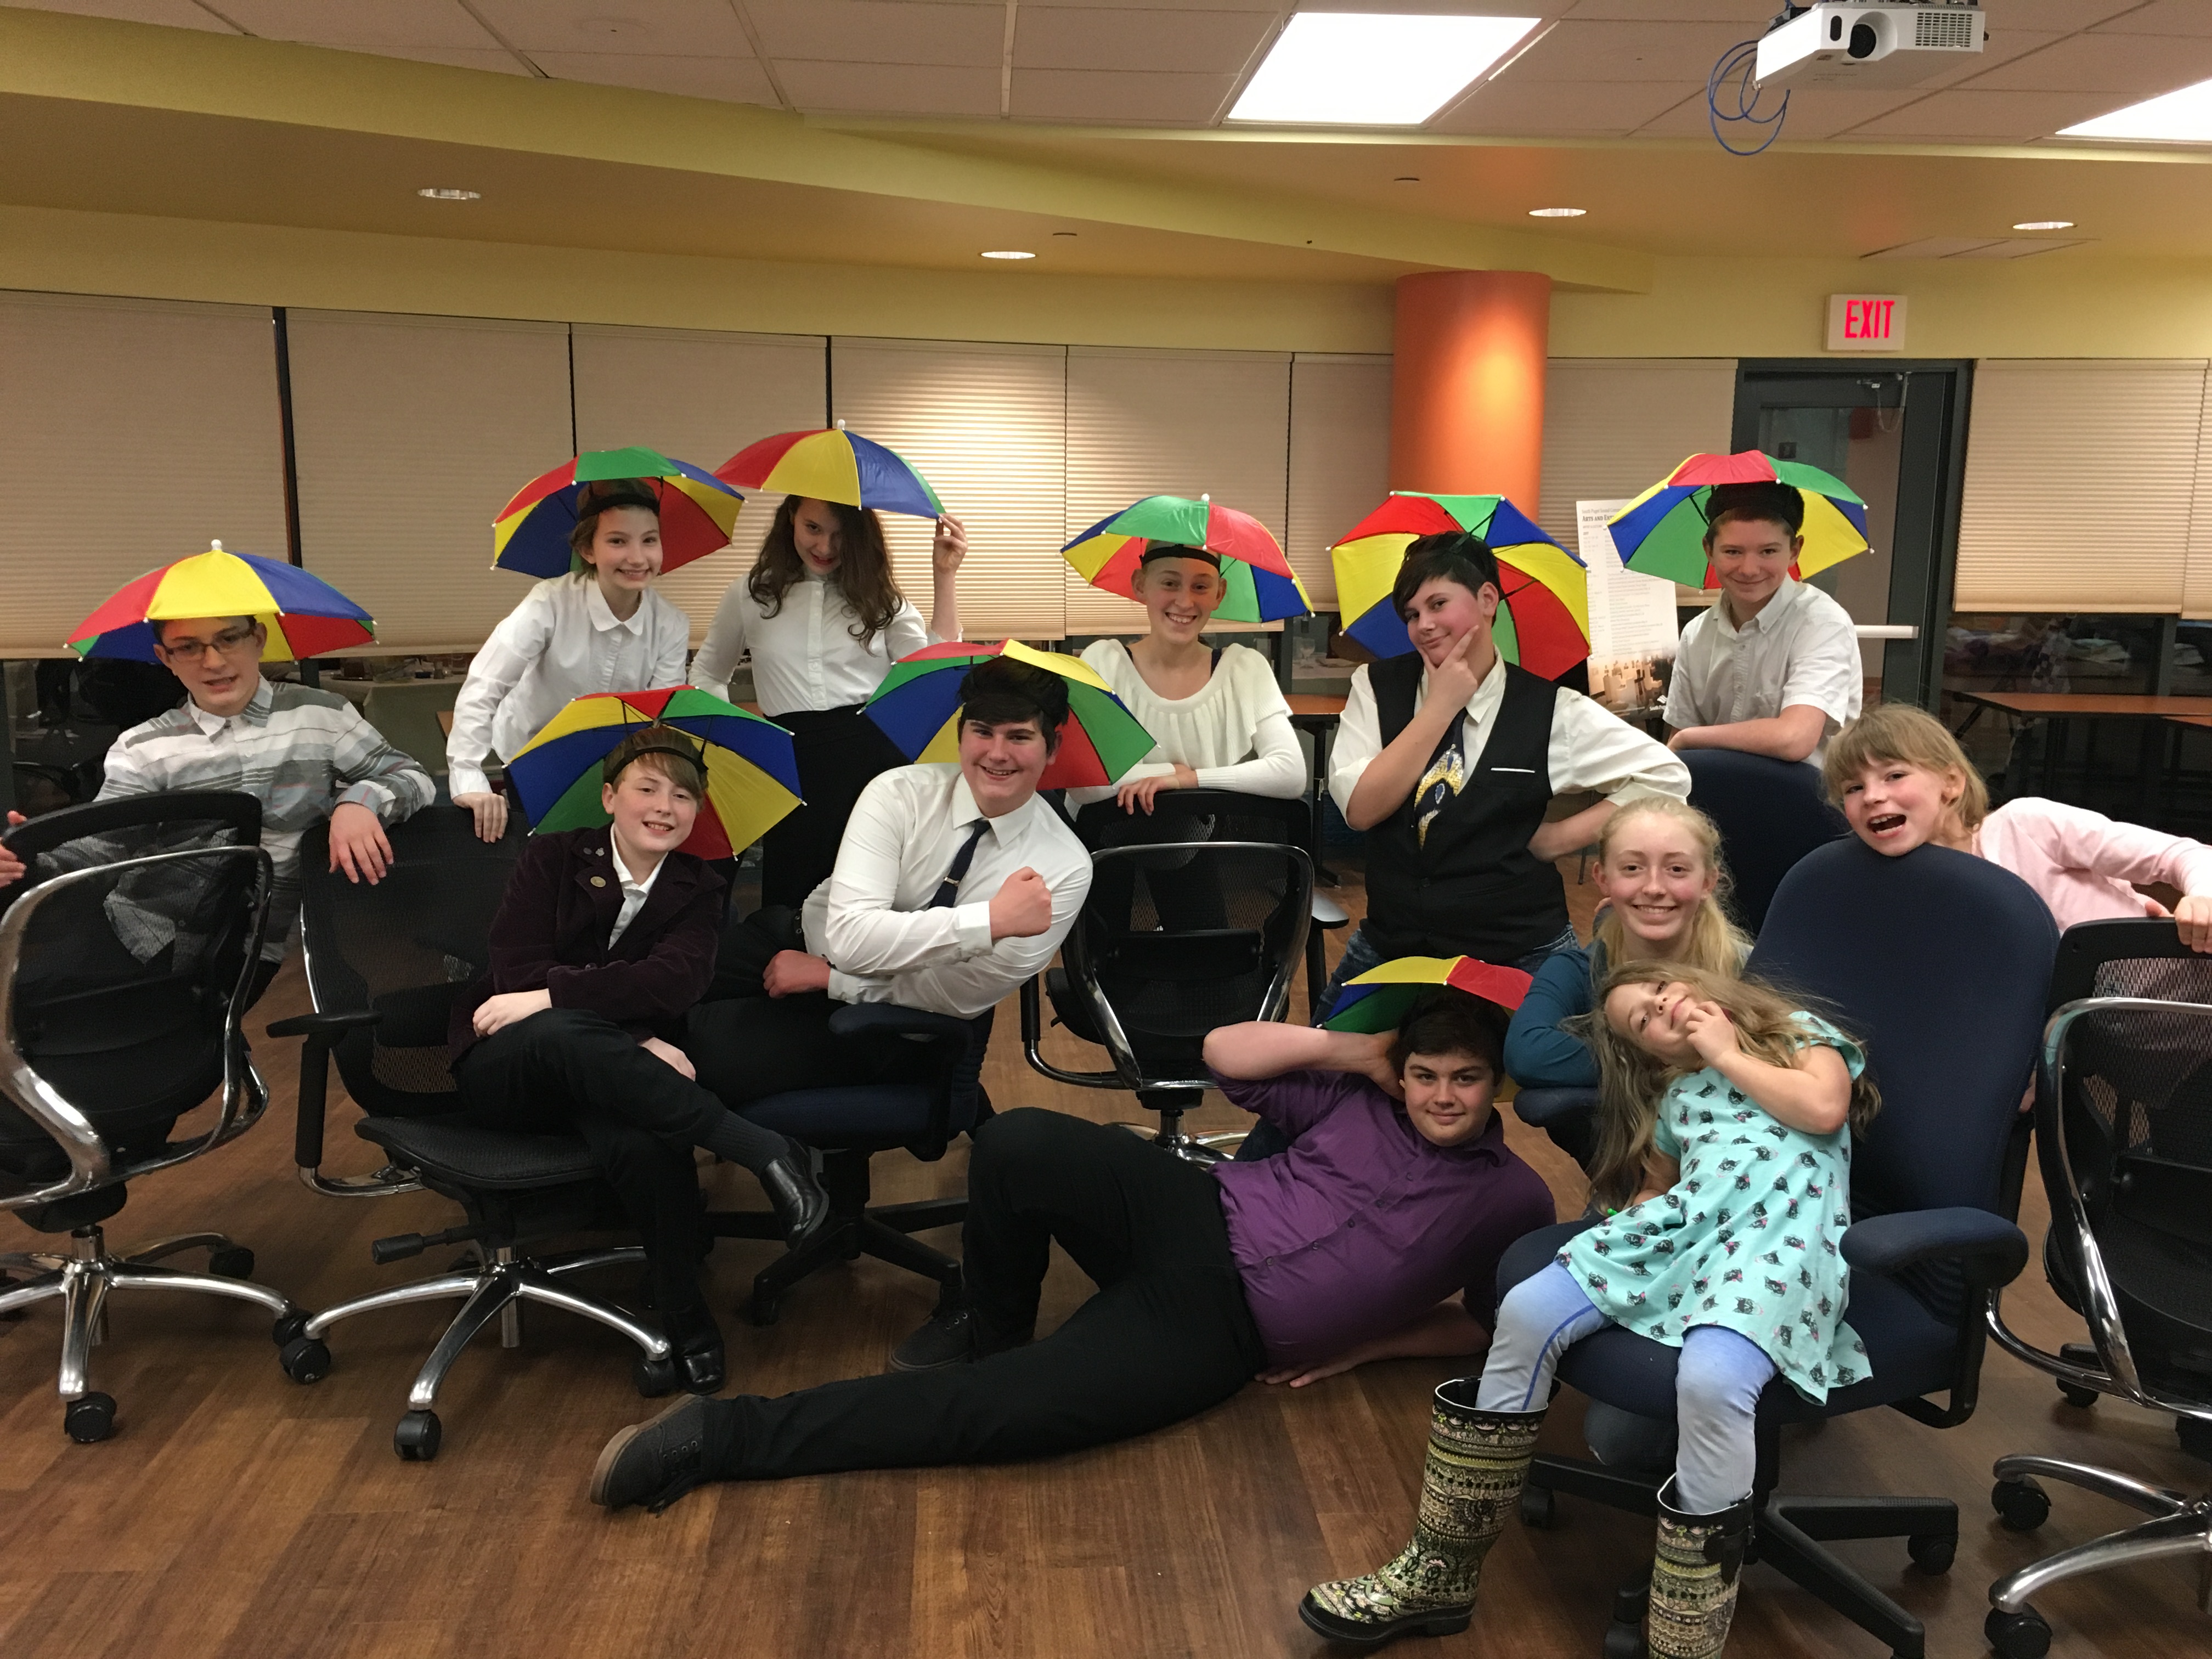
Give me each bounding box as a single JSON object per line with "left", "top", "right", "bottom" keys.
{"left": 160, "top": 625, "right": 259, "bottom": 662}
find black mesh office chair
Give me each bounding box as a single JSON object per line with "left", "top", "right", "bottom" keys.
{"left": 1983, "top": 919, "right": 2212, "bottom": 1658}
{"left": 0, "top": 794, "right": 307, "bottom": 1442}
{"left": 1022, "top": 792, "right": 1311, "bottom": 1162}
{"left": 270, "top": 802, "right": 676, "bottom": 1462}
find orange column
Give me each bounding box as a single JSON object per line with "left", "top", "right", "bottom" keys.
{"left": 1390, "top": 270, "right": 1551, "bottom": 512}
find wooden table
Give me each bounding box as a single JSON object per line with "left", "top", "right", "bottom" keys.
{"left": 1286, "top": 693, "right": 1348, "bottom": 885}
{"left": 1953, "top": 689, "right": 2212, "bottom": 804}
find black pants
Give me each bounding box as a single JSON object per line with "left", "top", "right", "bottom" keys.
{"left": 759, "top": 707, "right": 906, "bottom": 912}
{"left": 699, "top": 1107, "right": 1265, "bottom": 1480}
{"left": 452, "top": 1009, "right": 727, "bottom": 1308}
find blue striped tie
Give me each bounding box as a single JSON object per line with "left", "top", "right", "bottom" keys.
{"left": 930, "top": 820, "right": 990, "bottom": 909}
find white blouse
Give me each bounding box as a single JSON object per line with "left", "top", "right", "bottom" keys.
{"left": 690, "top": 570, "right": 938, "bottom": 717}
{"left": 1068, "top": 640, "right": 1306, "bottom": 808}
{"left": 446, "top": 574, "right": 690, "bottom": 798}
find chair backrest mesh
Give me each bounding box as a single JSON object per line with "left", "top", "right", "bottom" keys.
{"left": 298, "top": 799, "right": 523, "bottom": 1114}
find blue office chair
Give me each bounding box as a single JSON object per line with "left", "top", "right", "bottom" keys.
{"left": 1684, "top": 748, "right": 1849, "bottom": 937}
{"left": 1498, "top": 837, "right": 2057, "bottom": 1659}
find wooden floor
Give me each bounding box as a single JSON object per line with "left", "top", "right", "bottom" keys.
{"left": 2, "top": 857, "right": 2206, "bottom": 1659}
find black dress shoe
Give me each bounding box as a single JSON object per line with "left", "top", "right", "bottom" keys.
{"left": 661, "top": 1301, "right": 726, "bottom": 1396}
{"left": 591, "top": 1395, "right": 720, "bottom": 1512}
{"left": 888, "top": 1305, "right": 1034, "bottom": 1373}
{"left": 759, "top": 1137, "right": 830, "bottom": 1249}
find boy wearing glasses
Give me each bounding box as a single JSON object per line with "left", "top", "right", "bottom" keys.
{"left": 82, "top": 614, "right": 435, "bottom": 1000}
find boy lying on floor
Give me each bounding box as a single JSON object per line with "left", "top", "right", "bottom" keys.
{"left": 588, "top": 982, "right": 1559, "bottom": 1512}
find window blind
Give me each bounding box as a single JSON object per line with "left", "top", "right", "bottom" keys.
{"left": 830, "top": 337, "right": 1068, "bottom": 641}
{"left": 285, "top": 311, "right": 574, "bottom": 652}
{"left": 0, "top": 292, "right": 287, "bottom": 657}
{"left": 1287, "top": 354, "right": 1392, "bottom": 612}
{"left": 1064, "top": 346, "right": 1292, "bottom": 635}
{"left": 1959, "top": 359, "right": 2204, "bottom": 614}
{"left": 571, "top": 324, "right": 828, "bottom": 645}
{"left": 2186, "top": 370, "right": 2212, "bottom": 622}
{"left": 1538, "top": 358, "right": 1739, "bottom": 558}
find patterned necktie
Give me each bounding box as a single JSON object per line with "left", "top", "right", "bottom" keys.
{"left": 929, "top": 820, "right": 990, "bottom": 908}
{"left": 1414, "top": 725, "right": 1468, "bottom": 850}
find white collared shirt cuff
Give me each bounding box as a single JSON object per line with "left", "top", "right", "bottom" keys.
{"left": 448, "top": 763, "right": 492, "bottom": 798}
{"left": 952, "top": 900, "right": 995, "bottom": 955}
{"left": 828, "top": 968, "right": 888, "bottom": 1005}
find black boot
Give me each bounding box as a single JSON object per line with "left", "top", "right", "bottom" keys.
{"left": 759, "top": 1136, "right": 829, "bottom": 1249}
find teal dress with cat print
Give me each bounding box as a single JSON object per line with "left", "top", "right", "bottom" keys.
{"left": 1559, "top": 1014, "right": 1867, "bottom": 1404}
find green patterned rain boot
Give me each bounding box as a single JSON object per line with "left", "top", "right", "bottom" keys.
{"left": 1645, "top": 1477, "right": 1754, "bottom": 1659}
{"left": 1299, "top": 1381, "right": 1545, "bottom": 1649}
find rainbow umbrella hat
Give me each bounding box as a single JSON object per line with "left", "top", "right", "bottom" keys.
{"left": 493, "top": 447, "right": 744, "bottom": 578}
{"left": 715, "top": 423, "right": 944, "bottom": 519}
{"left": 1322, "top": 955, "right": 1534, "bottom": 1035}
{"left": 68, "top": 542, "right": 375, "bottom": 663}
{"left": 1063, "top": 494, "right": 1312, "bottom": 625}
{"left": 505, "top": 687, "right": 803, "bottom": 862}
{"left": 1330, "top": 494, "right": 1588, "bottom": 681}
{"left": 866, "top": 640, "right": 1155, "bottom": 793}
{"left": 1606, "top": 450, "right": 1869, "bottom": 589}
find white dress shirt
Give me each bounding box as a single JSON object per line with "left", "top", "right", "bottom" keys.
{"left": 1328, "top": 655, "right": 1689, "bottom": 821}
{"left": 605, "top": 851, "right": 666, "bottom": 947}
{"left": 799, "top": 764, "right": 1092, "bottom": 1019}
{"left": 690, "top": 570, "right": 941, "bottom": 716}
{"left": 447, "top": 574, "right": 691, "bottom": 798}
{"left": 1665, "top": 578, "right": 1863, "bottom": 764}
{"left": 1066, "top": 640, "right": 1306, "bottom": 809}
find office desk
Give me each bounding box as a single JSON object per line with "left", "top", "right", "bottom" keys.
{"left": 1954, "top": 690, "right": 2212, "bottom": 804}
{"left": 1287, "top": 693, "right": 1348, "bottom": 886}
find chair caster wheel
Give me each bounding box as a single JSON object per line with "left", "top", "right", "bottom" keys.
{"left": 2178, "top": 1415, "right": 2212, "bottom": 1463}
{"left": 1906, "top": 1529, "right": 1956, "bottom": 1574}
{"left": 64, "top": 1392, "right": 116, "bottom": 1444}
{"left": 2057, "top": 1381, "right": 2099, "bottom": 1409}
{"left": 280, "top": 1336, "right": 332, "bottom": 1385}
{"left": 634, "top": 1356, "right": 679, "bottom": 1398}
{"left": 1600, "top": 1571, "right": 1649, "bottom": 1659}
{"left": 207, "top": 1246, "right": 255, "bottom": 1279}
{"left": 1599, "top": 1621, "right": 1647, "bottom": 1659}
{"left": 393, "top": 1410, "right": 442, "bottom": 1462}
{"left": 749, "top": 1295, "right": 780, "bottom": 1328}
{"left": 1985, "top": 1604, "right": 2052, "bottom": 1659}
{"left": 272, "top": 1310, "right": 310, "bottom": 1347}
{"left": 1519, "top": 1485, "right": 1555, "bottom": 1529}
{"left": 1991, "top": 1476, "right": 2050, "bottom": 1532}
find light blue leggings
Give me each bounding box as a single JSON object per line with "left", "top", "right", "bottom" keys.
{"left": 1475, "top": 1262, "right": 1776, "bottom": 1516}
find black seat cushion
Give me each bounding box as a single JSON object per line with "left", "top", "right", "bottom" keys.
{"left": 354, "top": 1115, "right": 606, "bottom": 1190}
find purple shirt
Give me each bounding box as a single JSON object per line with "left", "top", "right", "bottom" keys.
{"left": 1211, "top": 1068, "right": 1558, "bottom": 1369}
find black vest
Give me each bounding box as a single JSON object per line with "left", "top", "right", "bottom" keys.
{"left": 1362, "top": 655, "right": 1569, "bottom": 963}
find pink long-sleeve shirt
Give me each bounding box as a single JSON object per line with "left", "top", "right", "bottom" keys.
{"left": 1977, "top": 797, "right": 2212, "bottom": 931}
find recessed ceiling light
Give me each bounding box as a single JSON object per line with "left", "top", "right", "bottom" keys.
{"left": 1228, "top": 13, "right": 1541, "bottom": 127}
{"left": 981, "top": 250, "right": 1036, "bottom": 260}
{"left": 2011, "top": 219, "right": 2075, "bottom": 231}
{"left": 2062, "top": 78, "right": 2212, "bottom": 142}
{"left": 1529, "top": 207, "right": 1587, "bottom": 218}
{"left": 416, "top": 188, "right": 480, "bottom": 201}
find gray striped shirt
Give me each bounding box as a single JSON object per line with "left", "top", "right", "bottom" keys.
{"left": 91, "top": 678, "right": 436, "bottom": 959}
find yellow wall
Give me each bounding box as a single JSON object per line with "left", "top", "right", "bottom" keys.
{"left": 8, "top": 200, "right": 2212, "bottom": 362}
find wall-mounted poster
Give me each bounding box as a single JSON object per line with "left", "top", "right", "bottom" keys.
{"left": 1578, "top": 498, "right": 1681, "bottom": 721}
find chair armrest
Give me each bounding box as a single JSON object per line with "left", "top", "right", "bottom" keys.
{"left": 266, "top": 1009, "right": 385, "bottom": 1040}
{"left": 825, "top": 1002, "right": 973, "bottom": 1044}
{"left": 1840, "top": 1207, "right": 2028, "bottom": 1288}
{"left": 1510, "top": 1087, "right": 1598, "bottom": 1129}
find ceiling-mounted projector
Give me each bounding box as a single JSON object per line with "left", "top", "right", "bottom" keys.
{"left": 1755, "top": 1, "right": 1984, "bottom": 90}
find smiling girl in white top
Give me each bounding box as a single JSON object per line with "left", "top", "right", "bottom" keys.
{"left": 1070, "top": 544, "right": 1304, "bottom": 815}
{"left": 448, "top": 481, "right": 689, "bottom": 842}
{"left": 691, "top": 496, "right": 966, "bottom": 909}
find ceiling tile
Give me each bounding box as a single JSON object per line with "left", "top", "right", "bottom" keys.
{"left": 528, "top": 52, "right": 780, "bottom": 104}
{"left": 1562, "top": 1, "right": 1774, "bottom": 19}
{"left": 1432, "top": 76, "right": 1687, "bottom": 137}
{"left": 1756, "top": 89, "right": 1925, "bottom": 142}
{"left": 1864, "top": 236, "right": 2010, "bottom": 259}
{"left": 1957, "top": 31, "right": 2212, "bottom": 94}
{"left": 1981, "top": 0, "right": 2137, "bottom": 27}
{"left": 1013, "top": 7, "right": 1273, "bottom": 74}
{"left": 1009, "top": 67, "right": 1238, "bottom": 123}
{"left": 20, "top": 2, "right": 236, "bottom": 29}
{"left": 1503, "top": 18, "right": 1764, "bottom": 83}
{"left": 1949, "top": 237, "right": 2090, "bottom": 259}
{"left": 746, "top": 1, "right": 1007, "bottom": 67}
{"left": 469, "top": 1, "right": 755, "bottom": 57}
{"left": 774, "top": 59, "right": 1002, "bottom": 116}
{"left": 360, "top": 46, "right": 529, "bottom": 75}
{"left": 210, "top": 1, "right": 504, "bottom": 50}
{"left": 2096, "top": 1, "right": 2212, "bottom": 37}
{"left": 1847, "top": 89, "right": 2127, "bottom": 142}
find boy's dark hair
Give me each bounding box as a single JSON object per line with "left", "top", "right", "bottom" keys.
{"left": 568, "top": 478, "right": 662, "bottom": 563}
{"left": 601, "top": 725, "right": 705, "bottom": 797}
{"left": 1387, "top": 988, "right": 1506, "bottom": 1078}
{"left": 957, "top": 657, "right": 1070, "bottom": 744}
{"left": 1702, "top": 481, "right": 1803, "bottom": 544}
{"left": 1392, "top": 531, "right": 1502, "bottom": 620}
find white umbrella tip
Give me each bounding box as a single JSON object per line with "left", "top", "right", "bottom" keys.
{"left": 210, "top": 539, "right": 223, "bottom": 551}
{"left": 1201, "top": 493, "right": 1210, "bottom": 503}
{"left": 834, "top": 418, "right": 846, "bottom": 431}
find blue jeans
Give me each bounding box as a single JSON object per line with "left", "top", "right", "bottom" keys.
{"left": 1474, "top": 1262, "right": 1774, "bottom": 1515}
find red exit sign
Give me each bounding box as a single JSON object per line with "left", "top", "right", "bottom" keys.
{"left": 1828, "top": 294, "right": 1906, "bottom": 352}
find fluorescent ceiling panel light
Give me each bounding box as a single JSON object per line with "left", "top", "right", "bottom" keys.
{"left": 981, "top": 250, "right": 1035, "bottom": 259}
{"left": 1228, "top": 13, "right": 1541, "bottom": 127}
{"left": 2062, "top": 77, "right": 2212, "bottom": 142}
